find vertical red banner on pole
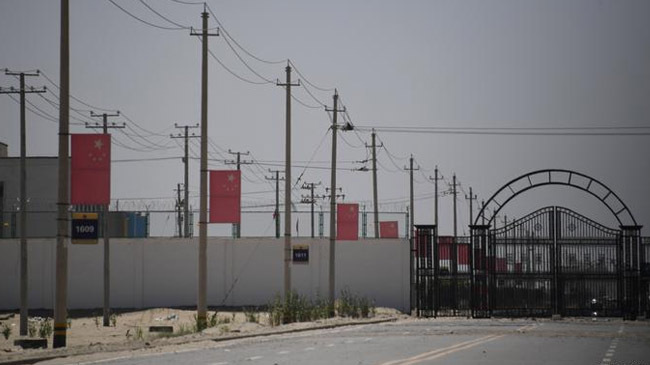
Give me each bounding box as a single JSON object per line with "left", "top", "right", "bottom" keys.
{"left": 209, "top": 170, "right": 241, "bottom": 223}
{"left": 71, "top": 134, "right": 111, "bottom": 205}
{"left": 379, "top": 221, "right": 398, "bottom": 238}
{"left": 337, "top": 203, "right": 359, "bottom": 240}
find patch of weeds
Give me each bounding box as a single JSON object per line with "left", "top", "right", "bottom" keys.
{"left": 244, "top": 307, "right": 258, "bottom": 323}
{"left": 28, "top": 322, "right": 37, "bottom": 338}
{"left": 219, "top": 325, "right": 230, "bottom": 335}
{"left": 221, "top": 315, "right": 231, "bottom": 324}
{"left": 110, "top": 313, "right": 118, "bottom": 327}
{"left": 38, "top": 319, "right": 53, "bottom": 339}
{"left": 2, "top": 324, "right": 11, "bottom": 340}
{"left": 177, "top": 323, "right": 194, "bottom": 336}
{"left": 311, "top": 297, "right": 334, "bottom": 320}
{"left": 337, "top": 288, "right": 374, "bottom": 318}
{"left": 134, "top": 327, "right": 144, "bottom": 341}
{"left": 208, "top": 312, "right": 219, "bottom": 328}
{"left": 93, "top": 314, "right": 100, "bottom": 329}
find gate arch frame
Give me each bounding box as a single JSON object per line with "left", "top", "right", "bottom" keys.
{"left": 475, "top": 169, "right": 638, "bottom": 227}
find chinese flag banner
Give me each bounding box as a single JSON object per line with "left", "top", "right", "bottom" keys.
{"left": 379, "top": 221, "right": 398, "bottom": 238}
{"left": 71, "top": 134, "right": 111, "bottom": 205}
{"left": 337, "top": 203, "right": 359, "bottom": 240}
{"left": 209, "top": 170, "right": 241, "bottom": 223}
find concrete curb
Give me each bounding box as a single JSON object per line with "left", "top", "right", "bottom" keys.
{"left": 0, "top": 317, "right": 399, "bottom": 365}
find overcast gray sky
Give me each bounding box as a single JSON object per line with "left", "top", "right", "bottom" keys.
{"left": 1, "top": 0, "right": 649, "bottom": 236}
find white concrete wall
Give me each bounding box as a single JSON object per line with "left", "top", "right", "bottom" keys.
{"left": 0, "top": 238, "right": 410, "bottom": 312}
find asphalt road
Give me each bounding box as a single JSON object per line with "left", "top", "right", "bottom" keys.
{"left": 57, "top": 318, "right": 650, "bottom": 365}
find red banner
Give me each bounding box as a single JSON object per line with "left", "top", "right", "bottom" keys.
{"left": 71, "top": 134, "right": 111, "bottom": 205}
{"left": 337, "top": 203, "right": 358, "bottom": 240}
{"left": 209, "top": 170, "right": 241, "bottom": 223}
{"left": 379, "top": 221, "right": 398, "bottom": 238}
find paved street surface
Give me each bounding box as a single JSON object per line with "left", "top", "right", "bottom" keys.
{"left": 48, "top": 318, "right": 650, "bottom": 365}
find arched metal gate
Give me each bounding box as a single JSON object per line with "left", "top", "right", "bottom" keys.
{"left": 411, "top": 170, "right": 647, "bottom": 319}
{"left": 411, "top": 207, "right": 646, "bottom": 318}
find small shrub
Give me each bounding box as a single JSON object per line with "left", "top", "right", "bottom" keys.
{"left": 244, "top": 308, "right": 258, "bottom": 323}
{"left": 134, "top": 327, "right": 144, "bottom": 341}
{"left": 93, "top": 315, "right": 100, "bottom": 329}
{"left": 208, "top": 312, "right": 218, "bottom": 328}
{"left": 28, "top": 322, "right": 37, "bottom": 338}
{"left": 110, "top": 313, "right": 117, "bottom": 327}
{"left": 1, "top": 324, "right": 11, "bottom": 340}
{"left": 219, "top": 325, "right": 230, "bottom": 335}
{"left": 66, "top": 318, "right": 72, "bottom": 329}
{"left": 38, "top": 319, "right": 53, "bottom": 339}
{"left": 177, "top": 323, "right": 193, "bottom": 336}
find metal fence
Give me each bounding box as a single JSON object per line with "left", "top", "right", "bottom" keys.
{"left": 412, "top": 207, "right": 648, "bottom": 319}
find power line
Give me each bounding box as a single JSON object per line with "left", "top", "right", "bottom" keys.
{"left": 288, "top": 60, "right": 334, "bottom": 92}
{"left": 355, "top": 125, "right": 650, "bottom": 136}
{"left": 205, "top": 4, "right": 285, "bottom": 65}
{"left": 108, "top": 0, "right": 185, "bottom": 30}
{"left": 138, "top": 0, "right": 191, "bottom": 29}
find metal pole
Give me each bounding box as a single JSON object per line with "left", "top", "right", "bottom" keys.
{"left": 54, "top": 0, "right": 69, "bottom": 348}
{"left": 236, "top": 152, "right": 241, "bottom": 238}
{"left": 19, "top": 73, "right": 28, "bottom": 336}
{"left": 2, "top": 70, "right": 45, "bottom": 336}
{"left": 184, "top": 126, "right": 190, "bottom": 238}
{"left": 310, "top": 184, "right": 315, "bottom": 238}
{"left": 453, "top": 174, "right": 457, "bottom": 240}
{"left": 371, "top": 130, "right": 379, "bottom": 238}
{"left": 276, "top": 171, "right": 280, "bottom": 239}
{"left": 328, "top": 91, "right": 339, "bottom": 305}
{"left": 469, "top": 187, "right": 474, "bottom": 227}
{"left": 197, "top": 8, "right": 209, "bottom": 330}
{"left": 101, "top": 115, "right": 110, "bottom": 327}
{"left": 177, "top": 183, "right": 183, "bottom": 237}
{"left": 283, "top": 64, "right": 293, "bottom": 298}
{"left": 409, "top": 155, "right": 414, "bottom": 239}
{"left": 434, "top": 167, "right": 439, "bottom": 228}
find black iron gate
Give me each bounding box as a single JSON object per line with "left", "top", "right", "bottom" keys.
{"left": 412, "top": 206, "right": 646, "bottom": 318}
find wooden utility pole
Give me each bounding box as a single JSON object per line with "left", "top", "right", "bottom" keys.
{"left": 326, "top": 90, "right": 346, "bottom": 305}
{"left": 175, "top": 184, "right": 183, "bottom": 237}
{"left": 265, "top": 170, "right": 284, "bottom": 238}
{"left": 171, "top": 123, "right": 199, "bottom": 238}
{"left": 276, "top": 63, "right": 300, "bottom": 298}
{"left": 429, "top": 166, "right": 442, "bottom": 229}
{"left": 0, "top": 69, "right": 45, "bottom": 336}
{"left": 301, "top": 182, "right": 320, "bottom": 238}
{"left": 190, "top": 5, "right": 218, "bottom": 330}
{"left": 87, "top": 111, "right": 123, "bottom": 327}
{"left": 481, "top": 200, "right": 486, "bottom": 225}
{"left": 404, "top": 155, "right": 419, "bottom": 239}
{"left": 54, "top": 0, "right": 69, "bottom": 348}
{"left": 366, "top": 130, "right": 382, "bottom": 238}
{"left": 226, "top": 149, "right": 252, "bottom": 238}
{"left": 465, "top": 186, "right": 477, "bottom": 228}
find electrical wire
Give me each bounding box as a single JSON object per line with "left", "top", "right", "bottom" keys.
{"left": 207, "top": 47, "right": 269, "bottom": 85}
{"left": 108, "top": 0, "right": 185, "bottom": 30}
{"left": 139, "top": 0, "right": 191, "bottom": 29}
{"left": 288, "top": 59, "right": 334, "bottom": 92}
{"left": 356, "top": 126, "right": 650, "bottom": 136}
{"left": 219, "top": 28, "right": 276, "bottom": 84}
{"left": 205, "top": 4, "right": 285, "bottom": 65}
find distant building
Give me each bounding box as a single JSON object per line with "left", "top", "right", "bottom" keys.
{"left": 0, "top": 146, "right": 148, "bottom": 238}
{"left": 0, "top": 155, "right": 59, "bottom": 238}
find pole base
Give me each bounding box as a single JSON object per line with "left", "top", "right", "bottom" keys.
{"left": 52, "top": 334, "right": 66, "bottom": 348}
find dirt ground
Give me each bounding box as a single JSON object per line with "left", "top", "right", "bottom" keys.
{"left": 0, "top": 307, "right": 404, "bottom": 362}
